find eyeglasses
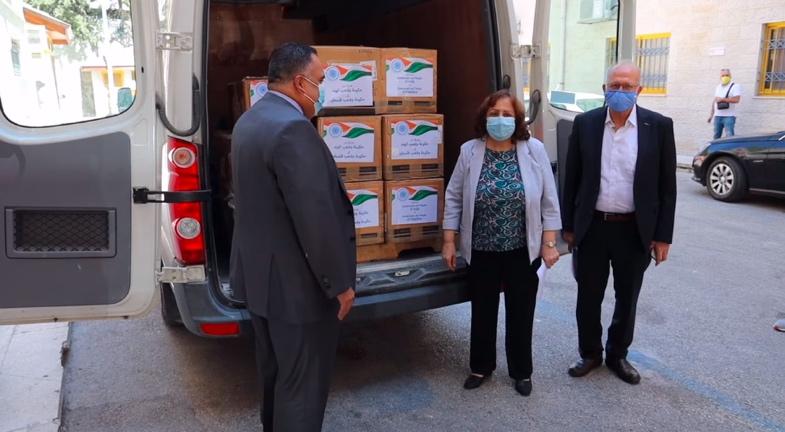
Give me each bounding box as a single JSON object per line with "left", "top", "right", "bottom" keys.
{"left": 607, "top": 83, "right": 640, "bottom": 91}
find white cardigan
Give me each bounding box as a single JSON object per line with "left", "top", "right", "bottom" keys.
{"left": 443, "top": 138, "right": 562, "bottom": 265}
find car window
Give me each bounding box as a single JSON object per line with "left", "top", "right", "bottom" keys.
{"left": 577, "top": 98, "right": 605, "bottom": 112}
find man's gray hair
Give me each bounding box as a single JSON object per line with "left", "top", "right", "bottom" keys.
{"left": 721, "top": 68, "right": 731, "bottom": 75}
{"left": 268, "top": 42, "right": 318, "bottom": 84}
{"left": 606, "top": 61, "right": 641, "bottom": 84}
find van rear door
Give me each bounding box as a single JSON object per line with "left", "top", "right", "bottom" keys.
{"left": 0, "top": 0, "right": 163, "bottom": 324}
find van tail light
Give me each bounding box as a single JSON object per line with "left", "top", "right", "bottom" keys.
{"left": 200, "top": 322, "right": 240, "bottom": 336}
{"left": 166, "top": 137, "right": 206, "bottom": 265}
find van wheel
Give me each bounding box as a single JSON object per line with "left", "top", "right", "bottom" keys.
{"left": 706, "top": 157, "right": 747, "bottom": 202}
{"left": 160, "top": 282, "right": 183, "bottom": 327}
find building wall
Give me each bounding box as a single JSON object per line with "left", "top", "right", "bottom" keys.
{"left": 89, "top": 67, "right": 135, "bottom": 118}
{"left": 549, "top": 0, "right": 785, "bottom": 155}
{"left": 635, "top": 0, "right": 785, "bottom": 154}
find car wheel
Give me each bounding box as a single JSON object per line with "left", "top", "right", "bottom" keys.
{"left": 160, "top": 282, "right": 183, "bottom": 327}
{"left": 706, "top": 156, "right": 747, "bottom": 202}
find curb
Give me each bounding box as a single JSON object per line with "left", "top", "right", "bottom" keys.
{"left": 0, "top": 323, "right": 70, "bottom": 432}
{"left": 56, "top": 322, "right": 73, "bottom": 431}
{"left": 676, "top": 155, "right": 693, "bottom": 173}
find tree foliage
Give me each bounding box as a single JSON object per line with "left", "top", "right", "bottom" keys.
{"left": 26, "top": 0, "right": 132, "bottom": 61}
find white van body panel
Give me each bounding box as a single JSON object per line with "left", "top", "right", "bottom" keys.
{"left": 0, "top": 0, "right": 162, "bottom": 325}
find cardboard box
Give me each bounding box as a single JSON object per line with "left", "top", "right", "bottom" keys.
{"left": 382, "top": 114, "right": 444, "bottom": 180}
{"left": 385, "top": 178, "right": 444, "bottom": 243}
{"left": 312, "top": 46, "right": 384, "bottom": 115}
{"left": 380, "top": 48, "right": 437, "bottom": 114}
{"left": 318, "top": 116, "right": 382, "bottom": 181}
{"left": 345, "top": 181, "right": 385, "bottom": 246}
{"left": 230, "top": 77, "right": 268, "bottom": 121}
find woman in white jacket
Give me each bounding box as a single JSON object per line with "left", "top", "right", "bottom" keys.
{"left": 442, "top": 89, "right": 562, "bottom": 396}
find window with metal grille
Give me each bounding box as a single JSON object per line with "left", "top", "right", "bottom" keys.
{"left": 606, "top": 33, "right": 671, "bottom": 95}
{"left": 760, "top": 22, "right": 785, "bottom": 96}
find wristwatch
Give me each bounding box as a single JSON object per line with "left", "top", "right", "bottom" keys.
{"left": 543, "top": 241, "right": 556, "bottom": 248}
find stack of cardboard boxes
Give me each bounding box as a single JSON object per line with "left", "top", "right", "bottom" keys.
{"left": 314, "top": 46, "right": 444, "bottom": 262}
{"left": 227, "top": 46, "right": 445, "bottom": 263}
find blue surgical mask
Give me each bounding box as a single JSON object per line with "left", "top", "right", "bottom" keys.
{"left": 486, "top": 116, "right": 516, "bottom": 141}
{"left": 300, "top": 76, "right": 325, "bottom": 116}
{"left": 605, "top": 90, "right": 638, "bottom": 112}
{"left": 317, "top": 87, "right": 325, "bottom": 109}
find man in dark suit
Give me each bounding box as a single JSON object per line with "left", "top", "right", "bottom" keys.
{"left": 230, "top": 42, "right": 357, "bottom": 431}
{"left": 561, "top": 62, "right": 677, "bottom": 385}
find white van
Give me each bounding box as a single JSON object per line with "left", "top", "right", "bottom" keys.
{"left": 0, "top": 0, "right": 638, "bottom": 335}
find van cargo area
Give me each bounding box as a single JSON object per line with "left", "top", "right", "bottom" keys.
{"left": 204, "top": 0, "right": 498, "bottom": 308}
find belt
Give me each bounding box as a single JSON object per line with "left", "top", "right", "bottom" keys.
{"left": 594, "top": 210, "right": 636, "bottom": 222}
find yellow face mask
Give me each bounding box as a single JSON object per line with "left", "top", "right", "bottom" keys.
{"left": 721, "top": 76, "right": 731, "bottom": 85}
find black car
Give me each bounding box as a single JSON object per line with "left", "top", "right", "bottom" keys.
{"left": 692, "top": 131, "right": 785, "bottom": 202}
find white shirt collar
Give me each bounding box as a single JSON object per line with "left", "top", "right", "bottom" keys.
{"left": 268, "top": 90, "right": 304, "bottom": 115}
{"left": 605, "top": 104, "right": 638, "bottom": 128}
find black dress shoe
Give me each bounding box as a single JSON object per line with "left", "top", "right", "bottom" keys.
{"left": 606, "top": 358, "right": 641, "bottom": 385}
{"left": 463, "top": 374, "right": 487, "bottom": 390}
{"left": 568, "top": 357, "right": 603, "bottom": 377}
{"left": 514, "top": 379, "right": 532, "bottom": 396}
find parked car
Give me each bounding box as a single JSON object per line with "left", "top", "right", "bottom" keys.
{"left": 691, "top": 130, "right": 785, "bottom": 202}
{"left": 523, "top": 90, "right": 606, "bottom": 114}
{"left": 548, "top": 90, "right": 606, "bottom": 113}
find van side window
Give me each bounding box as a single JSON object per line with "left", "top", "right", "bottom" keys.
{"left": 0, "top": 1, "right": 136, "bottom": 127}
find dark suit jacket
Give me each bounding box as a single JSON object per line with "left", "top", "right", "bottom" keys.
{"left": 229, "top": 92, "right": 357, "bottom": 324}
{"left": 561, "top": 105, "right": 677, "bottom": 250}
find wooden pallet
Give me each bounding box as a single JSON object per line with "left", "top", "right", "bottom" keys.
{"left": 357, "top": 237, "right": 443, "bottom": 263}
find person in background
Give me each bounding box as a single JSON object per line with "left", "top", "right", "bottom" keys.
{"left": 442, "top": 89, "right": 562, "bottom": 397}
{"left": 561, "top": 62, "right": 677, "bottom": 385}
{"left": 230, "top": 42, "right": 356, "bottom": 432}
{"left": 707, "top": 68, "right": 742, "bottom": 139}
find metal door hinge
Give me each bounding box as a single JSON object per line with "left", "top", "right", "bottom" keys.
{"left": 157, "top": 265, "right": 206, "bottom": 283}
{"left": 512, "top": 44, "right": 540, "bottom": 59}
{"left": 156, "top": 32, "right": 194, "bottom": 51}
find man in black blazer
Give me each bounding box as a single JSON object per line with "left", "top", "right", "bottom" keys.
{"left": 230, "top": 42, "right": 357, "bottom": 431}
{"left": 561, "top": 62, "right": 676, "bottom": 385}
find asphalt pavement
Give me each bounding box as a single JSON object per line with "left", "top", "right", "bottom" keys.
{"left": 59, "top": 171, "right": 785, "bottom": 432}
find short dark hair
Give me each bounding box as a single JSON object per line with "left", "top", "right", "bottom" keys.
{"left": 268, "top": 42, "right": 318, "bottom": 84}
{"left": 474, "top": 90, "right": 530, "bottom": 141}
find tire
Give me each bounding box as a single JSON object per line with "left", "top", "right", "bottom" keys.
{"left": 160, "top": 282, "right": 184, "bottom": 327}
{"left": 706, "top": 156, "right": 747, "bottom": 202}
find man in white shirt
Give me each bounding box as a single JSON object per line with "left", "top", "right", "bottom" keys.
{"left": 707, "top": 68, "right": 742, "bottom": 139}
{"left": 561, "top": 62, "right": 677, "bottom": 385}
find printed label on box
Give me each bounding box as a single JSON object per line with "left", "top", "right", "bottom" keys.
{"left": 347, "top": 188, "right": 380, "bottom": 229}
{"left": 390, "top": 186, "right": 438, "bottom": 225}
{"left": 322, "top": 121, "right": 376, "bottom": 163}
{"left": 249, "top": 81, "right": 268, "bottom": 106}
{"left": 322, "top": 63, "right": 374, "bottom": 107}
{"left": 390, "top": 119, "right": 441, "bottom": 160}
{"left": 386, "top": 57, "right": 434, "bottom": 97}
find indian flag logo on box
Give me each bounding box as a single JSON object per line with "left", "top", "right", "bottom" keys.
{"left": 347, "top": 189, "right": 379, "bottom": 206}
{"left": 391, "top": 120, "right": 440, "bottom": 137}
{"left": 386, "top": 58, "right": 433, "bottom": 73}
{"left": 325, "top": 64, "right": 374, "bottom": 82}
{"left": 391, "top": 186, "right": 438, "bottom": 202}
{"left": 324, "top": 122, "right": 375, "bottom": 139}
